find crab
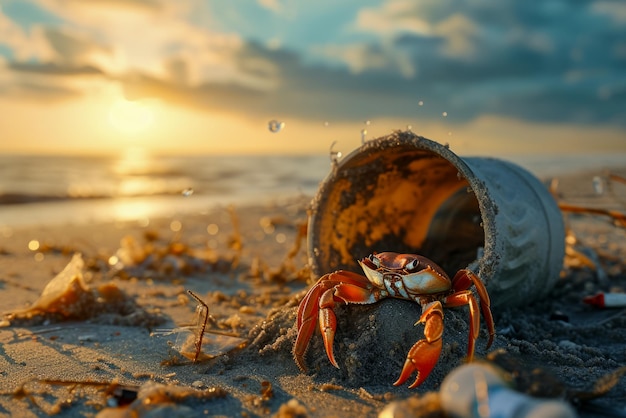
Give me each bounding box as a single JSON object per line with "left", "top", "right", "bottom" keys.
{"left": 293, "top": 252, "right": 495, "bottom": 388}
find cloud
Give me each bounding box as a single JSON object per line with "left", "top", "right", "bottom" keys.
{"left": 344, "top": 0, "right": 626, "bottom": 125}
{"left": 257, "top": 0, "right": 282, "bottom": 14}
{"left": 9, "top": 61, "right": 103, "bottom": 75}
{"left": 42, "top": 26, "right": 113, "bottom": 67}
{"left": 354, "top": 1, "right": 431, "bottom": 36}
{"left": 311, "top": 42, "right": 415, "bottom": 78}
{"left": 0, "top": 0, "right": 624, "bottom": 129}
{"left": 0, "top": 11, "right": 54, "bottom": 61}
{"left": 35, "top": 0, "right": 170, "bottom": 20}
{"left": 1, "top": 0, "right": 246, "bottom": 91}
{"left": 0, "top": 60, "right": 82, "bottom": 101}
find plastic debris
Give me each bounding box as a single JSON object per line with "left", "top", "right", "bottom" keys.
{"left": 440, "top": 363, "right": 576, "bottom": 418}
{"left": 5, "top": 253, "right": 162, "bottom": 327}
{"left": 13, "top": 253, "right": 91, "bottom": 318}
{"left": 584, "top": 292, "right": 626, "bottom": 308}
{"left": 152, "top": 290, "right": 247, "bottom": 363}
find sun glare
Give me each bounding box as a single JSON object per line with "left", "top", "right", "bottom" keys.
{"left": 108, "top": 99, "right": 155, "bottom": 134}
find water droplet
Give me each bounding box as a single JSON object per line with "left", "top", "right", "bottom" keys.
{"left": 361, "top": 129, "right": 368, "bottom": 144}
{"left": 406, "top": 125, "right": 412, "bottom": 131}
{"left": 364, "top": 120, "right": 371, "bottom": 126}
{"left": 329, "top": 141, "right": 342, "bottom": 165}
{"left": 182, "top": 188, "right": 194, "bottom": 197}
{"left": 592, "top": 176, "right": 604, "bottom": 195}
{"left": 418, "top": 101, "right": 424, "bottom": 106}
{"left": 442, "top": 111, "right": 448, "bottom": 117}
{"left": 268, "top": 119, "right": 285, "bottom": 133}
{"left": 448, "top": 131, "right": 452, "bottom": 136}
{"left": 324, "top": 121, "right": 330, "bottom": 127}
{"left": 28, "top": 240, "right": 40, "bottom": 251}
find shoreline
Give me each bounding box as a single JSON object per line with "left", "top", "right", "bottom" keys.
{"left": 1, "top": 154, "right": 626, "bottom": 229}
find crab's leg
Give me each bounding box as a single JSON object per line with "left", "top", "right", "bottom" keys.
{"left": 394, "top": 301, "right": 444, "bottom": 388}
{"left": 294, "top": 282, "right": 326, "bottom": 371}
{"left": 443, "top": 290, "right": 480, "bottom": 361}
{"left": 451, "top": 269, "right": 495, "bottom": 348}
{"left": 293, "top": 270, "right": 377, "bottom": 372}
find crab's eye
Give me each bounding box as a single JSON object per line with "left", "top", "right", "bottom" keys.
{"left": 405, "top": 259, "right": 420, "bottom": 272}
{"left": 369, "top": 254, "right": 380, "bottom": 268}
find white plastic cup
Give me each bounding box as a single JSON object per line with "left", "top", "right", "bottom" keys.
{"left": 307, "top": 131, "right": 565, "bottom": 308}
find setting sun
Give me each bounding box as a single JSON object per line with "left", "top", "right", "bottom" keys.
{"left": 108, "top": 99, "right": 155, "bottom": 135}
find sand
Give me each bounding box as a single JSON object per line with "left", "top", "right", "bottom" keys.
{"left": 0, "top": 169, "right": 625, "bottom": 418}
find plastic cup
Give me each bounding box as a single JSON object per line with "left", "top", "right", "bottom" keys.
{"left": 307, "top": 131, "right": 565, "bottom": 308}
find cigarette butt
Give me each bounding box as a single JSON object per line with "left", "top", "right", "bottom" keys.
{"left": 583, "top": 292, "right": 626, "bottom": 308}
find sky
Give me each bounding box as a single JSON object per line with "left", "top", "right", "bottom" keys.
{"left": 1, "top": 0, "right": 625, "bottom": 156}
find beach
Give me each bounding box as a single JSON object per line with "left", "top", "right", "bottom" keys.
{"left": 1, "top": 164, "right": 625, "bottom": 417}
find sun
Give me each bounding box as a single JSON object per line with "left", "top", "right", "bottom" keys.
{"left": 108, "top": 99, "right": 155, "bottom": 134}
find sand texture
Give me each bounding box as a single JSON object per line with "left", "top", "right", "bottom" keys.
{"left": 0, "top": 169, "right": 625, "bottom": 418}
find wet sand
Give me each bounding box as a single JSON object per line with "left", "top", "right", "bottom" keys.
{"left": 0, "top": 169, "right": 625, "bottom": 418}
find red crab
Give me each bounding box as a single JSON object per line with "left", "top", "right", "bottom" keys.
{"left": 293, "top": 252, "right": 495, "bottom": 388}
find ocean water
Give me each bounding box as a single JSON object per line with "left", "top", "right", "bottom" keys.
{"left": 1, "top": 151, "right": 625, "bottom": 228}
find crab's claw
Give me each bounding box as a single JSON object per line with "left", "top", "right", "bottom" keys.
{"left": 293, "top": 270, "right": 377, "bottom": 372}
{"left": 394, "top": 301, "right": 444, "bottom": 388}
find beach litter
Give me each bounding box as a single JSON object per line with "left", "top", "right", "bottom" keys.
{"left": 151, "top": 290, "right": 247, "bottom": 364}
{"left": 583, "top": 292, "right": 626, "bottom": 308}
{"left": 4, "top": 253, "right": 162, "bottom": 327}
{"left": 95, "top": 381, "right": 228, "bottom": 417}
{"left": 379, "top": 349, "right": 626, "bottom": 418}
{"left": 2, "top": 378, "right": 228, "bottom": 417}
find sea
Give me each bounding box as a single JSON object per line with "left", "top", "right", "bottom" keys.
{"left": 1, "top": 151, "right": 625, "bottom": 228}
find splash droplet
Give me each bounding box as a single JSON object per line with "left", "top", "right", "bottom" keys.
{"left": 442, "top": 111, "right": 448, "bottom": 117}
{"left": 592, "top": 176, "right": 604, "bottom": 195}
{"left": 329, "top": 141, "right": 342, "bottom": 165}
{"left": 418, "top": 101, "right": 424, "bottom": 106}
{"left": 361, "top": 129, "right": 368, "bottom": 144}
{"left": 406, "top": 125, "right": 413, "bottom": 131}
{"left": 364, "top": 120, "right": 371, "bottom": 126}
{"left": 268, "top": 120, "right": 285, "bottom": 133}
{"left": 182, "top": 188, "right": 194, "bottom": 197}
{"left": 324, "top": 121, "right": 330, "bottom": 127}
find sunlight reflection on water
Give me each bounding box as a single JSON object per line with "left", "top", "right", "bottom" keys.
{"left": 1, "top": 151, "right": 625, "bottom": 227}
